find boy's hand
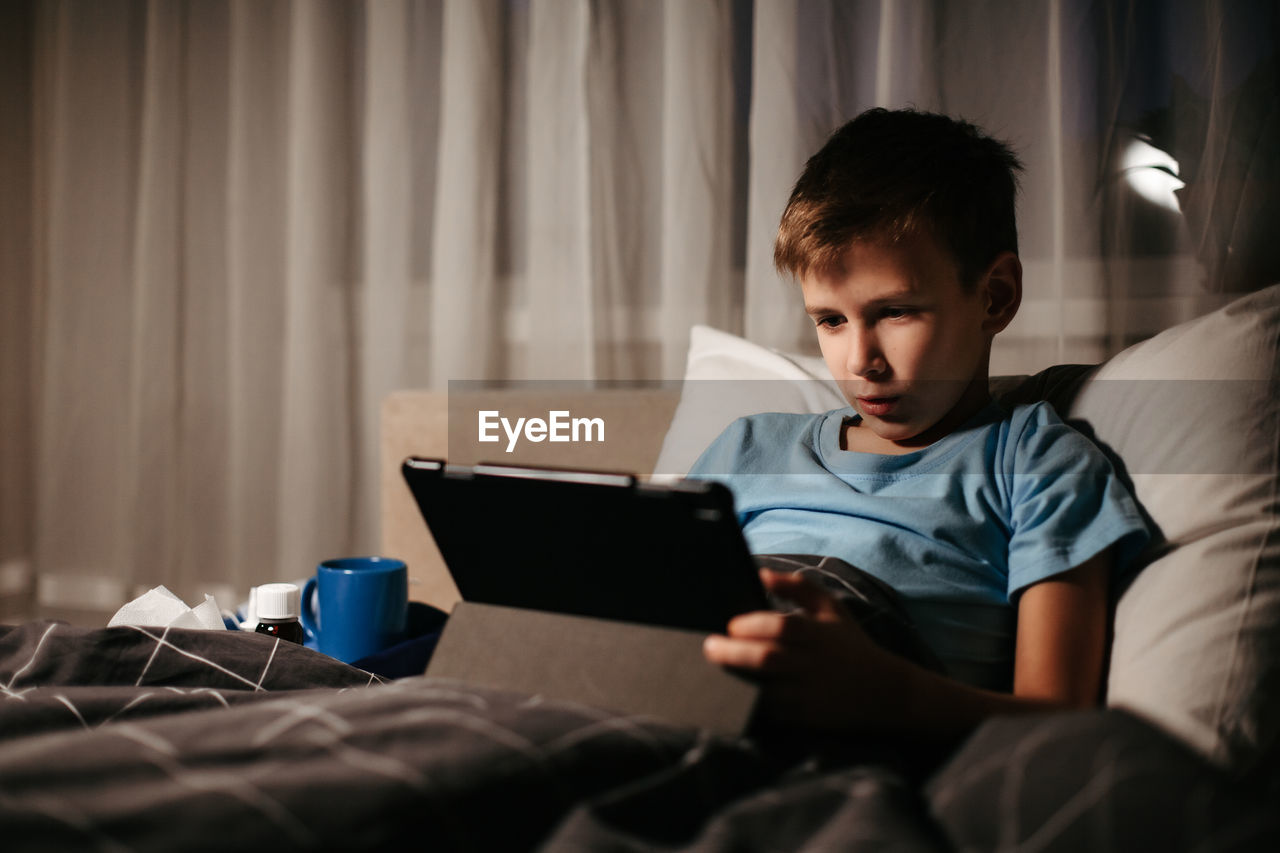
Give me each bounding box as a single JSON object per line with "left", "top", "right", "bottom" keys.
{"left": 702, "top": 569, "right": 898, "bottom": 731}
{"left": 705, "top": 561, "right": 1113, "bottom": 736}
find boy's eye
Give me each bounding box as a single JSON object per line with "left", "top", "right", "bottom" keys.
{"left": 815, "top": 315, "right": 845, "bottom": 329}
{"left": 880, "top": 306, "right": 914, "bottom": 320}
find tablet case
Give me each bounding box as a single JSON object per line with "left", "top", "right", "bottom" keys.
{"left": 403, "top": 458, "right": 765, "bottom": 734}
{"left": 426, "top": 602, "right": 759, "bottom": 737}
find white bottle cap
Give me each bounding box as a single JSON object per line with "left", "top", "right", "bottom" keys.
{"left": 255, "top": 583, "right": 300, "bottom": 620}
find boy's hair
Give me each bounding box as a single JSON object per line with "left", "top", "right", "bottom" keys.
{"left": 775, "top": 108, "right": 1023, "bottom": 289}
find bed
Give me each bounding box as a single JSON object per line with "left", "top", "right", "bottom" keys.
{"left": 3, "top": 286, "right": 1279, "bottom": 850}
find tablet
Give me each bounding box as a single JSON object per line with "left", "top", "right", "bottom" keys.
{"left": 401, "top": 458, "right": 768, "bottom": 632}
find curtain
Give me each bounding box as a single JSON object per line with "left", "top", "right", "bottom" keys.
{"left": 2, "top": 0, "right": 1275, "bottom": 621}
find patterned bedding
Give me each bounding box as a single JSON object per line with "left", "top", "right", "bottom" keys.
{"left": 1, "top": 621, "right": 1275, "bottom": 851}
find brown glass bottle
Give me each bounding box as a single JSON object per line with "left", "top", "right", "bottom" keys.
{"left": 255, "top": 617, "right": 305, "bottom": 644}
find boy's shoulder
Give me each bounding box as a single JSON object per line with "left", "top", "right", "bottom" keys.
{"left": 722, "top": 409, "right": 841, "bottom": 445}
{"left": 996, "top": 398, "right": 1063, "bottom": 432}
{"left": 992, "top": 398, "right": 1120, "bottom": 474}
{"left": 730, "top": 408, "right": 837, "bottom": 429}
{"left": 690, "top": 410, "right": 838, "bottom": 477}
{"left": 996, "top": 397, "right": 1082, "bottom": 440}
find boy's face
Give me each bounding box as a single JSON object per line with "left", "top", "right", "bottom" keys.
{"left": 801, "top": 231, "right": 998, "bottom": 453}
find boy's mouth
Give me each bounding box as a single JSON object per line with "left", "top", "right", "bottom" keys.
{"left": 855, "top": 395, "right": 901, "bottom": 417}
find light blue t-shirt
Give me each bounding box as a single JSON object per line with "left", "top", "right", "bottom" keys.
{"left": 687, "top": 400, "right": 1149, "bottom": 690}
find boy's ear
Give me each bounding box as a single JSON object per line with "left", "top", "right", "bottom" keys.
{"left": 979, "top": 251, "right": 1022, "bottom": 334}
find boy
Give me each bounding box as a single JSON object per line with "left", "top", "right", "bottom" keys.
{"left": 692, "top": 109, "right": 1149, "bottom": 738}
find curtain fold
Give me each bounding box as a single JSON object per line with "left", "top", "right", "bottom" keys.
{"left": 657, "top": 0, "right": 738, "bottom": 377}
{"left": 0, "top": 0, "right": 35, "bottom": 615}
{"left": 430, "top": 0, "right": 500, "bottom": 386}
{"left": 524, "top": 0, "right": 593, "bottom": 378}
{"left": 5, "top": 0, "right": 1275, "bottom": 619}
{"left": 358, "top": 0, "right": 415, "bottom": 548}
{"left": 743, "top": 0, "right": 809, "bottom": 350}
{"left": 225, "top": 0, "right": 291, "bottom": 598}
{"left": 275, "top": 0, "right": 359, "bottom": 578}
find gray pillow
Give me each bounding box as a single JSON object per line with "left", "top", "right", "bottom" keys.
{"left": 1072, "top": 284, "right": 1280, "bottom": 772}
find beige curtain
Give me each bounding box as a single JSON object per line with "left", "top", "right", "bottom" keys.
{"left": 2, "top": 0, "right": 1273, "bottom": 620}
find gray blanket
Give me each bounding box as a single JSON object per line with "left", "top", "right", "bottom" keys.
{"left": 0, "top": 621, "right": 1274, "bottom": 851}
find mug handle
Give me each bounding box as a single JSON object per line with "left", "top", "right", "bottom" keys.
{"left": 299, "top": 577, "right": 319, "bottom": 644}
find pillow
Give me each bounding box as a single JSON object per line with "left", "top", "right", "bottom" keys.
{"left": 1076, "top": 284, "right": 1280, "bottom": 771}
{"left": 650, "top": 325, "right": 845, "bottom": 480}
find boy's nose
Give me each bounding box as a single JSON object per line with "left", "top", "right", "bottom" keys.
{"left": 847, "top": 330, "right": 888, "bottom": 379}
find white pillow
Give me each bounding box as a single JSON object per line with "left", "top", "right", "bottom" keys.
{"left": 650, "top": 325, "right": 845, "bottom": 480}
{"left": 1080, "top": 284, "right": 1280, "bottom": 771}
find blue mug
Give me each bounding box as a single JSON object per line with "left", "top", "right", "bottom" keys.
{"left": 301, "top": 557, "right": 408, "bottom": 663}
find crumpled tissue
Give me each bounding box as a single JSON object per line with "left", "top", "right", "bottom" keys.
{"left": 108, "top": 585, "right": 227, "bottom": 630}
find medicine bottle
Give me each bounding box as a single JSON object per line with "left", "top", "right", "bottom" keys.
{"left": 254, "top": 583, "right": 305, "bottom": 644}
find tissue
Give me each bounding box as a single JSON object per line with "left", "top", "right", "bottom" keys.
{"left": 108, "top": 586, "right": 227, "bottom": 630}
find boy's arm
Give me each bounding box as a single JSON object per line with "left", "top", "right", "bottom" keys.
{"left": 703, "top": 554, "right": 1111, "bottom": 738}
{"left": 1011, "top": 549, "right": 1109, "bottom": 705}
